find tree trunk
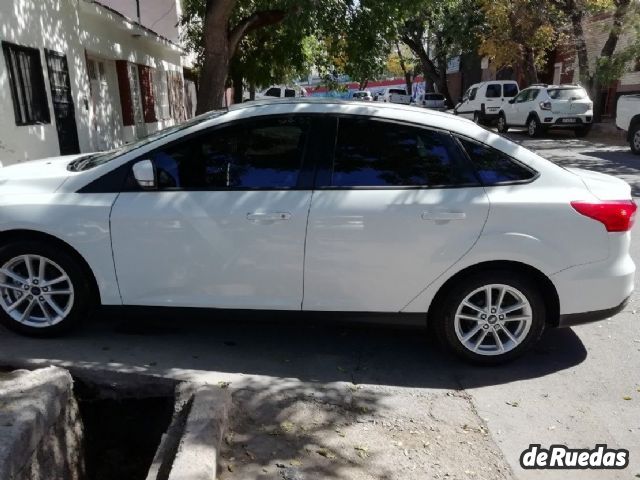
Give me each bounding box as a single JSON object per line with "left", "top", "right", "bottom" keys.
{"left": 395, "top": 41, "right": 413, "bottom": 95}
{"left": 359, "top": 79, "right": 369, "bottom": 90}
{"left": 522, "top": 47, "right": 539, "bottom": 85}
{"left": 249, "top": 82, "right": 256, "bottom": 100}
{"left": 196, "top": 0, "right": 235, "bottom": 114}
{"left": 435, "top": 52, "right": 452, "bottom": 106}
{"left": 232, "top": 69, "right": 243, "bottom": 104}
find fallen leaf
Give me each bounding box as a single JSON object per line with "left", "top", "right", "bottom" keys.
{"left": 317, "top": 448, "right": 337, "bottom": 459}
{"left": 623, "top": 396, "right": 632, "bottom": 401}
{"left": 290, "top": 459, "right": 303, "bottom": 466}
{"left": 218, "top": 381, "right": 231, "bottom": 389}
{"left": 280, "top": 421, "right": 295, "bottom": 433}
{"left": 505, "top": 401, "right": 519, "bottom": 407}
{"left": 227, "top": 464, "right": 234, "bottom": 472}
{"left": 354, "top": 446, "right": 369, "bottom": 459}
{"left": 245, "top": 450, "right": 256, "bottom": 460}
{"left": 335, "top": 429, "right": 346, "bottom": 437}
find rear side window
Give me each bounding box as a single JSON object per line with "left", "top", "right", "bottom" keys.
{"left": 330, "top": 118, "right": 479, "bottom": 188}
{"left": 264, "top": 87, "right": 280, "bottom": 97}
{"left": 469, "top": 88, "right": 477, "bottom": 101}
{"left": 486, "top": 84, "right": 501, "bottom": 98}
{"left": 149, "top": 116, "right": 309, "bottom": 190}
{"left": 284, "top": 88, "right": 296, "bottom": 98}
{"left": 389, "top": 89, "right": 407, "bottom": 95}
{"left": 503, "top": 83, "right": 519, "bottom": 97}
{"left": 458, "top": 138, "right": 536, "bottom": 185}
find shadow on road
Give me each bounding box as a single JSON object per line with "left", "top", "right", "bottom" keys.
{"left": 0, "top": 308, "right": 587, "bottom": 390}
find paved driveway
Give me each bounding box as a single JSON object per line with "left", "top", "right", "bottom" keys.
{"left": 0, "top": 131, "right": 638, "bottom": 479}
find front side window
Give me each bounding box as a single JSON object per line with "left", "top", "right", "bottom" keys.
{"left": 503, "top": 83, "right": 519, "bottom": 97}
{"left": 515, "top": 90, "right": 530, "bottom": 103}
{"left": 330, "top": 118, "right": 478, "bottom": 188}
{"left": 469, "top": 88, "right": 478, "bottom": 101}
{"left": 284, "top": 89, "right": 296, "bottom": 98}
{"left": 486, "top": 84, "right": 502, "bottom": 98}
{"left": 149, "top": 116, "right": 309, "bottom": 189}
{"left": 458, "top": 138, "right": 536, "bottom": 185}
{"left": 264, "top": 87, "right": 281, "bottom": 97}
{"left": 2, "top": 41, "right": 50, "bottom": 125}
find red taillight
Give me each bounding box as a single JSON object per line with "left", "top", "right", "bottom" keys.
{"left": 571, "top": 200, "right": 637, "bottom": 232}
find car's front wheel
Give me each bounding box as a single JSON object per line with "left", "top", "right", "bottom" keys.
{"left": 0, "top": 241, "right": 90, "bottom": 336}
{"left": 435, "top": 270, "right": 546, "bottom": 365}
{"left": 497, "top": 113, "right": 509, "bottom": 133}
{"left": 527, "top": 116, "right": 542, "bottom": 137}
{"left": 630, "top": 123, "right": 640, "bottom": 155}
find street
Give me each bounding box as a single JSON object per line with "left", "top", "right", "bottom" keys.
{"left": 0, "top": 131, "right": 638, "bottom": 479}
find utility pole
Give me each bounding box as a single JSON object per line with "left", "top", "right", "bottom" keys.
{"left": 135, "top": 0, "right": 141, "bottom": 22}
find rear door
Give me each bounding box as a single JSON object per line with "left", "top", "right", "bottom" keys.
{"left": 483, "top": 83, "right": 503, "bottom": 117}
{"left": 110, "top": 115, "right": 314, "bottom": 310}
{"left": 302, "top": 117, "right": 490, "bottom": 312}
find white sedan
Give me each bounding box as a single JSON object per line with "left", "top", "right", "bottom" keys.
{"left": 0, "top": 99, "right": 635, "bottom": 364}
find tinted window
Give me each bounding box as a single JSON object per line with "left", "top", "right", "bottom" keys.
{"left": 503, "top": 83, "right": 519, "bottom": 97}
{"left": 548, "top": 88, "right": 588, "bottom": 100}
{"left": 331, "top": 118, "right": 478, "bottom": 187}
{"left": 529, "top": 89, "right": 540, "bottom": 100}
{"left": 469, "top": 88, "right": 477, "bottom": 101}
{"left": 150, "top": 116, "right": 308, "bottom": 189}
{"left": 264, "top": 87, "right": 280, "bottom": 97}
{"left": 459, "top": 138, "right": 536, "bottom": 185}
{"left": 284, "top": 88, "right": 296, "bottom": 98}
{"left": 486, "top": 84, "right": 501, "bottom": 98}
{"left": 389, "top": 89, "right": 407, "bottom": 95}
{"left": 425, "top": 94, "right": 445, "bottom": 101}
{"left": 515, "top": 90, "right": 530, "bottom": 103}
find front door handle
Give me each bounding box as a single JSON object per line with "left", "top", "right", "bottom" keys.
{"left": 421, "top": 211, "right": 466, "bottom": 221}
{"left": 246, "top": 212, "right": 292, "bottom": 222}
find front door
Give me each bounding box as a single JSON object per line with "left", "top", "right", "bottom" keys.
{"left": 110, "top": 115, "right": 314, "bottom": 309}
{"left": 303, "top": 116, "right": 490, "bottom": 312}
{"left": 45, "top": 50, "right": 80, "bottom": 155}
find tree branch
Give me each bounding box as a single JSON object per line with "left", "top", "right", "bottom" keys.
{"left": 228, "top": 8, "right": 293, "bottom": 55}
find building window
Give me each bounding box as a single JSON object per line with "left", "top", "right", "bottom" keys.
{"left": 2, "top": 41, "right": 50, "bottom": 126}
{"left": 153, "top": 69, "right": 171, "bottom": 120}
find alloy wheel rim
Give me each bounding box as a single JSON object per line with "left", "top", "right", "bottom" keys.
{"left": 528, "top": 120, "right": 536, "bottom": 136}
{"left": 0, "top": 255, "right": 74, "bottom": 328}
{"left": 454, "top": 284, "right": 533, "bottom": 356}
{"left": 498, "top": 117, "right": 505, "bottom": 131}
{"left": 634, "top": 131, "right": 640, "bottom": 150}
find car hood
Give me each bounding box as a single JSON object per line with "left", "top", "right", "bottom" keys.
{"left": 566, "top": 167, "right": 632, "bottom": 200}
{"left": 0, "top": 154, "right": 87, "bottom": 194}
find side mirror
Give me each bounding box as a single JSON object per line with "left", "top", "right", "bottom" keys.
{"left": 508, "top": 98, "right": 515, "bottom": 104}
{"left": 132, "top": 159, "right": 156, "bottom": 189}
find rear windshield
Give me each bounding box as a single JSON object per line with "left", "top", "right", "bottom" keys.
{"left": 548, "top": 88, "right": 588, "bottom": 100}
{"left": 353, "top": 92, "right": 369, "bottom": 98}
{"left": 503, "top": 84, "right": 519, "bottom": 97}
{"left": 486, "top": 84, "right": 501, "bottom": 98}
{"left": 389, "top": 89, "right": 407, "bottom": 95}
{"left": 425, "top": 94, "right": 444, "bottom": 101}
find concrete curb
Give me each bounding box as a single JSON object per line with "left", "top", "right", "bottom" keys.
{"left": 165, "top": 385, "right": 232, "bottom": 480}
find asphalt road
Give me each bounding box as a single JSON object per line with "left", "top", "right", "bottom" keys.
{"left": 0, "top": 130, "right": 638, "bottom": 479}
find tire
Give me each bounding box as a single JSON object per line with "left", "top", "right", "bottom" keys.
{"left": 575, "top": 125, "right": 591, "bottom": 138}
{"left": 473, "top": 111, "right": 481, "bottom": 124}
{"left": 527, "top": 116, "right": 542, "bottom": 138}
{"left": 630, "top": 123, "right": 640, "bottom": 155}
{"left": 0, "top": 241, "right": 91, "bottom": 336}
{"left": 497, "top": 113, "right": 509, "bottom": 133}
{"left": 434, "top": 270, "right": 546, "bottom": 365}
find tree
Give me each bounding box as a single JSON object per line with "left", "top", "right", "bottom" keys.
{"left": 557, "top": 0, "right": 640, "bottom": 119}
{"left": 478, "top": 0, "right": 562, "bottom": 85}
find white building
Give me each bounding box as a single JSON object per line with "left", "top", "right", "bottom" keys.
{"left": 0, "top": 0, "right": 196, "bottom": 165}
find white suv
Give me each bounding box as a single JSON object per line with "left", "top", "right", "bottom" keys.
{"left": 497, "top": 84, "right": 593, "bottom": 137}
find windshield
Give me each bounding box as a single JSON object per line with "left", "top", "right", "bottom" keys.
{"left": 68, "top": 110, "right": 226, "bottom": 172}
{"left": 389, "top": 89, "right": 406, "bottom": 95}
{"left": 548, "top": 88, "right": 588, "bottom": 100}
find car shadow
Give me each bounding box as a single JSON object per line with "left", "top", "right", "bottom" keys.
{"left": 0, "top": 308, "right": 584, "bottom": 390}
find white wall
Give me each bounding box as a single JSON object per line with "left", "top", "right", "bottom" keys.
{"left": 97, "top": 0, "right": 181, "bottom": 42}
{"left": 0, "top": 0, "right": 92, "bottom": 164}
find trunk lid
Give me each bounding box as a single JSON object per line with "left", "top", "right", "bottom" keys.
{"left": 567, "top": 167, "right": 632, "bottom": 200}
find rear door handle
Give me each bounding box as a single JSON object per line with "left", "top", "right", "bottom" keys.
{"left": 246, "top": 212, "right": 292, "bottom": 222}
{"left": 421, "top": 211, "right": 466, "bottom": 221}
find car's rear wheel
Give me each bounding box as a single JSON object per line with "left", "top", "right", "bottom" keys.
{"left": 497, "top": 113, "right": 509, "bottom": 133}
{"left": 435, "top": 270, "right": 546, "bottom": 365}
{"left": 0, "top": 241, "right": 90, "bottom": 336}
{"left": 527, "top": 116, "right": 541, "bottom": 137}
{"left": 631, "top": 123, "right": 640, "bottom": 155}
{"left": 575, "top": 125, "right": 591, "bottom": 138}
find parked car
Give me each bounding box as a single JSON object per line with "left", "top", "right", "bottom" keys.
{"left": 374, "top": 87, "right": 412, "bottom": 104}
{"left": 454, "top": 81, "right": 519, "bottom": 124}
{"left": 352, "top": 90, "right": 373, "bottom": 101}
{"left": 497, "top": 84, "right": 594, "bottom": 138}
{"left": 251, "top": 85, "right": 307, "bottom": 100}
{"left": 616, "top": 94, "right": 640, "bottom": 154}
{"left": 415, "top": 92, "right": 447, "bottom": 111}
{"left": 0, "top": 99, "right": 634, "bottom": 365}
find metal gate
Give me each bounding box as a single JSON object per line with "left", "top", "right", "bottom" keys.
{"left": 45, "top": 49, "right": 80, "bottom": 155}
